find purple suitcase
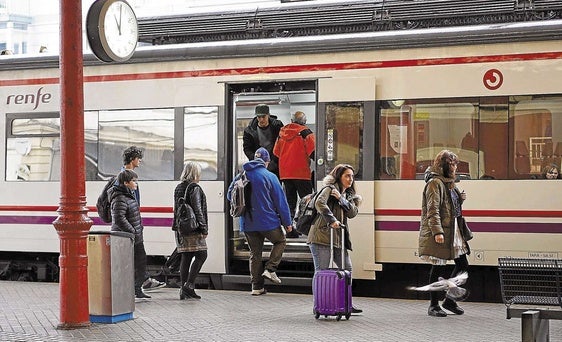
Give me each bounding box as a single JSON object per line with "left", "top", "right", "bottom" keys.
{"left": 313, "top": 226, "right": 353, "bottom": 321}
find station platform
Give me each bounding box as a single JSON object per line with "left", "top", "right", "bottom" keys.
{"left": 0, "top": 280, "right": 561, "bottom": 342}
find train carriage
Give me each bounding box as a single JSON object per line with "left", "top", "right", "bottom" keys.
{"left": 1, "top": 13, "right": 561, "bottom": 296}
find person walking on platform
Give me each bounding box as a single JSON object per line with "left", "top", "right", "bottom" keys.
{"left": 273, "top": 111, "right": 315, "bottom": 238}
{"left": 418, "top": 149, "right": 470, "bottom": 317}
{"left": 108, "top": 169, "right": 150, "bottom": 300}
{"left": 121, "top": 146, "right": 166, "bottom": 292}
{"left": 173, "top": 162, "right": 208, "bottom": 300}
{"left": 243, "top": 104, "right": 284, "bottom": 178}
{"left": 307, "top": 163, "right": 363, "bottom": 313}
{"left": 227, "top": 147, "right": 293, "bottom": 295}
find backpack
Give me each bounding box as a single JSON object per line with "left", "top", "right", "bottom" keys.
{"left": 294, "top": 185, "right": 331, "bottom": 236}
{"left": 174, "top": 183, "right": 199, "bottom": 235}
{"left": 96, "top": 176, "right": 116, "bottom": 223}
{"left": 229, "top": 171, "right": 251, "bottom": 218}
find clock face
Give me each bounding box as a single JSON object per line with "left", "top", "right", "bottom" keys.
{"left": 87, "top": 0, "right": 138, "bottom": 63}
{"left": 103, "top": 1, "right": 138, "bottom": 60}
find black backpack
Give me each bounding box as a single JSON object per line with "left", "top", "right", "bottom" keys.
{"left": 229, "top": 171, "right": 251, "bottom": 218}
{"left": 294, "top": 185, "right": 331, "bottom": 235}
{"left": 96, "top": 176, "right": 116, "bottom": 223}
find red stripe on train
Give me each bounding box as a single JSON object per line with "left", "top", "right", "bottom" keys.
{"left": 2, "top": 51, "right": 562, "bottom": 86}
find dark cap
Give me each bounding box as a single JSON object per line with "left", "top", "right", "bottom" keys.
{"left": 254, "top": 147, "right": 271, "bottom": 162}
{"left": 255, "top": 104, "right": 270, "bottom": 116}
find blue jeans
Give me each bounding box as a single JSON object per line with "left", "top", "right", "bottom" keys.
{"left": 308, "top": 243, "right": 352, "bottom": 272}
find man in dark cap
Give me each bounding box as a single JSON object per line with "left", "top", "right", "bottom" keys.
{"left": 242, "top": 104, "right": 284, "bottom": 177}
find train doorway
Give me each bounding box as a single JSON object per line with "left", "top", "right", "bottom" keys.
{"left": 226, "top": 81, "right": 318, "bottom": 280}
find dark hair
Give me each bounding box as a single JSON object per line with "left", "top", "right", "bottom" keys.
{"left": 329, "top": 164, "right": 356, "bottom": 194}
{"left": 117, "top": 169, "right": 138, "bottom": 185}
{"left": 122, "top": 146, "right": 144, "bottom": 165}
{"left": 432, "top": 149, "right": 458, "bottom": 179}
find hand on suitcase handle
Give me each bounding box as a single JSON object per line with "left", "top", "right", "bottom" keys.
{"left": 330, "top": 221, "right": 345, "bottom": 229}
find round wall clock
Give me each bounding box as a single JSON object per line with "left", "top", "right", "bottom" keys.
{"left": 86, "top": 0, "right": 138, "bottom": 63}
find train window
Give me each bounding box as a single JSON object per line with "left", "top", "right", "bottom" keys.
{"left": 184, "top": 106, "right": 218, "bottom": 180}
{"left": 510, "top": 95, "right": 562, "bottom": 179}
{"left": 379, "top": 99, "right": 483, "bottom": 180}
{"left": 6, "top": 114, "right": 61, "bottom": 181}
{"left": 98, "top": 108, "right": 175, "bottom": 180}
{"left": 323, "top": 102, "right": 364, "bottom": 178}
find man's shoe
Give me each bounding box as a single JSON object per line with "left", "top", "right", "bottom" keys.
{"left": 135, "top": 290, "right": 151, "bottom": 300}
{"left": 251, "top": 288, "right": 267, "bottom": 296}
{"left": 428, "top": 305, "right": 447, "bottom": 317}
{"left": 351, "top": 306, "right": 363, "bottom": 314}
{"left": 262, "top": 269, "right": 282, "bottom": 284}
{"left": 142, "top": 278, "right": 166, "bottom": 292}
{"left": 442, "top": 300, "right": 464, "bottom": 315}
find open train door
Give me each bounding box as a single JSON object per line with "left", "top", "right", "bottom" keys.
{"left": 316, "top": 75, "right": 379, "bottom": 280}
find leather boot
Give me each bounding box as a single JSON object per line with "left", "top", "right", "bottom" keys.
{"left": 442, "top": 298, "right": 464, "bottom": 315}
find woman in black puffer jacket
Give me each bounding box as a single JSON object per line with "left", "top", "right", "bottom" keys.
{"left": 108, "top": 169, "right": 147, "bottom": 299}
{"left": 173, "top": 162, "right": 208, "bottom": 300}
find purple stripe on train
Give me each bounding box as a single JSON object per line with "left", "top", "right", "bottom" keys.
{"left": 375, "top": 221, "right": 562, "bottom": 233}
{"left": 0, "top": 216, "right": 173, "bottom": 227}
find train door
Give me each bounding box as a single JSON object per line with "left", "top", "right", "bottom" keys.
{"left": 226, "top": 81, "right": 317, "bottom": 275}
{"left": 316, "top": 76, "right": 378, "bottom": 280}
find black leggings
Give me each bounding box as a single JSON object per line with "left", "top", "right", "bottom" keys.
{"left": 180, "top": 250, "right": 208, "bottom": 286}
{"left": 429, "top": 254, "right": 469, "bottom": 306}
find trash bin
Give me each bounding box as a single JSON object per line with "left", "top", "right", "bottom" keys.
{"left": 87, "top": 231, "right": 135, "bottom": 323}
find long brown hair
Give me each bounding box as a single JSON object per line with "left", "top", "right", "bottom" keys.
{"left": 329, "top": 164, "right": 356, "bottom": 195}
{"left": 432, "top": 149, "right": 459, "bottom": 180}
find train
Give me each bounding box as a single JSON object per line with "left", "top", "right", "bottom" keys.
{"left": 1, "top": 11, "right": 561, "bottom": 299}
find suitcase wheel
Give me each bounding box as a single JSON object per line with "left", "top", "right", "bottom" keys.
{"left": 314, "top": 312, "right": 320, "bottom": 319}
{"left": 345, "top": 313, "right": 351, "bottom": 320}
{"left": 336, "top": 314, "right": 342, "bottom": 321}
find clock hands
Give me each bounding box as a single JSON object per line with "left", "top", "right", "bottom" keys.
{"left": 113, "top": 4, "right": 122, "bottom": 35}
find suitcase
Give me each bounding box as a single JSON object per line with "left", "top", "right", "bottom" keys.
{"left": 313, "top": 225, "right": 353, "bottom": 321}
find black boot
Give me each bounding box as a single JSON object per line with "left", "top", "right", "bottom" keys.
{"left": 182, "top": 283, "right": 201, "bottom": 299}
{"left": 428, "top": 305, "right": 447, "bottom": 317}
{"left": 442, "top": 298, "right": 464, "bottom": 315}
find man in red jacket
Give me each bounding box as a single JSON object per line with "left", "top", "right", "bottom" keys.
{"left": 273, "top": 111, "right": 315, "bottom": 237}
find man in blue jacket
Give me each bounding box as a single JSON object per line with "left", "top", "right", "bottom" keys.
{"left": 228, "top": 147, "right": 293, "bottom": 295}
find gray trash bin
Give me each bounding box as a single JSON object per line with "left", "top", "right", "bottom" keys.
{"left": 87, "top": 231, "right": 135, "bottom": 323}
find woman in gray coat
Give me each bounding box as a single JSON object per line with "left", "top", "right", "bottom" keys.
{"left": 419, "top": 150, "right": 469, "bottom": 317}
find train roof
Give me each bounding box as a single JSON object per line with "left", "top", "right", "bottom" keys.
{"left": 137, "top": 0, "right": 562, "bottom": 45}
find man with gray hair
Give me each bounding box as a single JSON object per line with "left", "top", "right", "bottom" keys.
{"left": 273, "top": 111, "right": 315, "bottom": 238}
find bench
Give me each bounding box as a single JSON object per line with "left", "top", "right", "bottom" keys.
{"left": 498, "top": 257, "right": 562, "bottom": 342}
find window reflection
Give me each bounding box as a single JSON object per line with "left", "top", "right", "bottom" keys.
{"left": 184, "top": 106, "right": 218, "bottom": 180}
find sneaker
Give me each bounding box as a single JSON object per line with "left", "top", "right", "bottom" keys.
{"left": 251, "top": 288, "right": 267, "bottom": 296}
{"left": 351, "top": 306, "right": 363, "bottom": 314}
{"left": 135, "top": 290, "right": 151, "bottom": 301}
{"left": 142, "top": 278, "right": 166, "bottom": 292}
{"left": 262, "top": 269, "right": 282, "bottom": 284}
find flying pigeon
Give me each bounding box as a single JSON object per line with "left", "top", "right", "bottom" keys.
{"left": 407, "top": 272, "right": 469, "bottom": 301}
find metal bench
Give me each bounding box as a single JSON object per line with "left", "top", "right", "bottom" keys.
{"left": 498, "top": 257, "right": 562, "bottom": 342}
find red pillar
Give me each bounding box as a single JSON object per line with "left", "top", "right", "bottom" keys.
{"left": 53, "top": 0, "right": 93, "bottom": 329}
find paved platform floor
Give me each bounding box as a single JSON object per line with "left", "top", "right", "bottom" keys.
{"left": 0, "top": 281, "right": 561, "bottom": 342}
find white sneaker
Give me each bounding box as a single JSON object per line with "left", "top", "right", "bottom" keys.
{"left": 251, "top": 288, "right": 267, "bottom": 296}
{"left": 262, "top": 269, "right": 282, "bottom": 284}
{"left": 142, "top": 278, "right": 166, "bottom": 292}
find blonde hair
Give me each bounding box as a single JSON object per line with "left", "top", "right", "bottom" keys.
{"left": 180, "top": 161, "right": 202, "bottom": 182}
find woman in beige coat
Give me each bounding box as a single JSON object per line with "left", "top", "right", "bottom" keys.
{"left": 419, "top": 150, "right": 469, "bottom": 317}
{"left": 307, "top": 164, "right": 362, "bottom": 312}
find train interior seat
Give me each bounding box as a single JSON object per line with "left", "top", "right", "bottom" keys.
{"left": 515, "top": 140, "right": 531, "bottom": 175}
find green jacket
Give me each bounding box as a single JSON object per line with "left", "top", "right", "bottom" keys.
{"left": 418, "top": 169, "right": 463, "bottom": 260}
{"left": 307, "top": 175, "right": 360, "bottom": 250}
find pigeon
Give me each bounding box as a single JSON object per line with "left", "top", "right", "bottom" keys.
{"left": 407, "top": 272, "right": 469, "bottom": 301}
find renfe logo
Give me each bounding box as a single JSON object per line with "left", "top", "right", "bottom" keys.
{"left": 6, "top": 87, "right": 52, "bottom": 110}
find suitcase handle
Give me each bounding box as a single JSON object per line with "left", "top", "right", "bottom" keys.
{"left": 329, "top": 224, "right": 346, "bottom": 269}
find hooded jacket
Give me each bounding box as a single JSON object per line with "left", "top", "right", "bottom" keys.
{"left": 273, "top": 123, "right": 315, "bottom": 180}
{"left": 108, "top": 184, "right": 143, "bottom": 244}
{"left": 242, "top": 115, "right": 284, "bottom": 175}
{"left": 227, "top": 158, "right": 292, "bottom": 232}
{"left": 306, "top": 175, "right": 361, "bottom": 250}
{"left": 418, "top": 167, "right": 464, "bottom": 260}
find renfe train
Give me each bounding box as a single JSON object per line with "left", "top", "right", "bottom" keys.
{"left": 0, "top": 17, "right": 561, "bottom": 297}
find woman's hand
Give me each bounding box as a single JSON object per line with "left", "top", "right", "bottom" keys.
{"left": 330, "top": 188, "right": 341, "bottom": 200}
{"left": 460, "top": 190, "right": 467, "bottom": 201}
{"left": 330, "top": 221, "right": 341, "bottom": 229}
{"left": 434, "top": 234, "right": 444, "bottom": 244}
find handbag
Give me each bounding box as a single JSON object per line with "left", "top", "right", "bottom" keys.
{"left": 458, "top": 216, "right": 473, "bottom": 241}
{"left": 174, "top": 183, "right": 199, "bottom": 235}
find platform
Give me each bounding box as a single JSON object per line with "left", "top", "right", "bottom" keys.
{"left": 0, "top": 280, "right": 561, "bottom": 341}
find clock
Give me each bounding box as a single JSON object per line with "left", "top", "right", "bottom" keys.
{"left": 86, "top": 0, "right": 138, "bottom": 63}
